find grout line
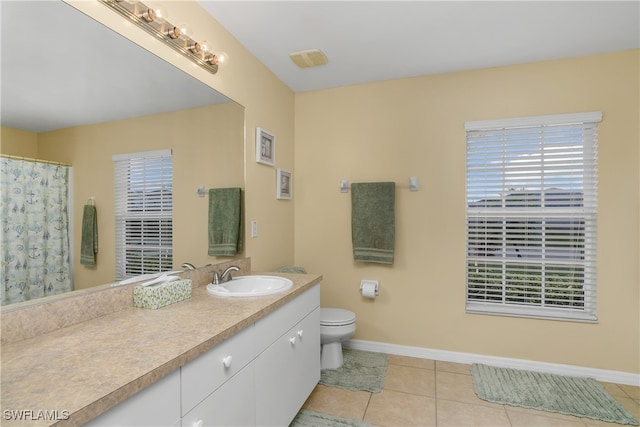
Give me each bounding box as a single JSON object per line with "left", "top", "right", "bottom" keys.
{"left": 504, "top": 404, "right": 514, "bottom": 427}
{"left": 361, "top": 392, "right": 373, "bottom": 423}
{"left": 434, "top": 365, "right": 438, "bottom": 426}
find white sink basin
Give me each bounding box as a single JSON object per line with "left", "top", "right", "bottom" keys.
{"left": 206, "top": 275, "right": 293, "bottom": 297}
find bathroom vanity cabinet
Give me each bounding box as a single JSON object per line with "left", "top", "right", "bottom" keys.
{"left": 86, "top": 284, "right": 320, "bottom": 427}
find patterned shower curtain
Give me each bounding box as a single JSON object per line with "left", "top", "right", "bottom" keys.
{"left": 1, "top": 157, "right": 72, "bottom": 305}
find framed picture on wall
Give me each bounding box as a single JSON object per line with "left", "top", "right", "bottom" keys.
{"left": 276, "top": 168, "right": 292, "bottom": 200}
{"left": 256, "top": 128, "right": 276, "bottom": 166}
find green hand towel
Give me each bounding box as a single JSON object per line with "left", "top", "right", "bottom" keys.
{"left": 80, "top": 204, "right": 98, "bottom": 266}
{"left": 351, "top": 182, "right": 395, "bottom": 264}
{"left": 208, "top": 188, "right": 243, "bottom": 256}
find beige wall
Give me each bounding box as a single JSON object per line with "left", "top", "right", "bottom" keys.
{"left": 294, "top": 50, "right": 639, "bottom": 374}
{"left": 37, "top": 103, "right": 244, "bottom": 289}
{"left": 1, "top": 126, "right": 38, "bottom": 157}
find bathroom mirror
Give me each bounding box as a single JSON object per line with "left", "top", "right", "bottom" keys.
{"left": 1, "top": 1, "right": 245, "bottom": 307}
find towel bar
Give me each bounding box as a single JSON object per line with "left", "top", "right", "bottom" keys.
{"left": 340, "top": 178, "right": 419, "bottom": 192}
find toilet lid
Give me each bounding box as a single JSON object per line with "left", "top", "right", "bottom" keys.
{"left": 320, "top": 308, "right": 356, "bottom": 326}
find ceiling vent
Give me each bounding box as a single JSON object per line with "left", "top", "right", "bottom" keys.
{"left": 289, "top": 49, "right": 328, "bottom": 68}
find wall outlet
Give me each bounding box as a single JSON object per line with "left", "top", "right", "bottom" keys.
{"left": 251, "top": 220, "right": 258, "bottom": 238}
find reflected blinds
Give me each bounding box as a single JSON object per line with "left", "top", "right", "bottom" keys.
{"left": 113, "top": 150, "right": 173, "bottom": 281}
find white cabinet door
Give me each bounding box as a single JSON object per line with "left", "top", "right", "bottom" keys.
{"left": 86, "top": 370, "right": 181, "bottom": 427}
{"left": 255, "top": 307, "right": 320, "bottom": 426}
{"left": 291, "top": 308, "right": 321, "bottom": 404}
{"left": 181, "top": 363, "right": 255, "bottom": 427}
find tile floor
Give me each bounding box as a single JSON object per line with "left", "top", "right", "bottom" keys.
{"left": 302, "top": 354, "right": 640, "bottom": 426}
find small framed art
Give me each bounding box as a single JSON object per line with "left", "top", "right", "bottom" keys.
{"left": 276, "top": 168, "right": 292, "bottom": 200}
{"left": 256, "top": 128, "right": 275, "bottom": 166}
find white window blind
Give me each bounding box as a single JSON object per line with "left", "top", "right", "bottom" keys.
{"left": 465, "top": 112, "right": 600, "bottom": 321}
{"left": 113, "top": 150, "right": 173, "bottom": 281}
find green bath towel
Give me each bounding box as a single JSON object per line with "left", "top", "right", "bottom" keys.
{"left": 351, "top": 182, "right": 395, "bottom": 264}
{"left": 208, "top": 188, "right": 243, "bottom": 256}
{"left": 80, "top": 204, "right": 98, "bottom": 266}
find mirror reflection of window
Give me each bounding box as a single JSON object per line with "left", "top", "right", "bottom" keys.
{"left": 113, "top": 150, "right": 173, "bottom": 280}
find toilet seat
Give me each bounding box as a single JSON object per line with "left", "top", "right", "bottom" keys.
{"left": 320, "top": 308, "right": 356, "bottom": 326}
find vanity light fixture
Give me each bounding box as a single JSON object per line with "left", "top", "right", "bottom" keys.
{"left": 138, "top": 8, "right": 156, "bottom": 22}
{"left": 164, "top": 26, "right": 181, "bottom": 39}
{"left": 101, "top": 0, "right": 226, "bottom": 74}
{"left": 188, "top": 41, "right": 202, "bottom": 54}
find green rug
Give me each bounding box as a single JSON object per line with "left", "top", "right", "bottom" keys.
{"left": 471, "top": 364, "right": 638, "bottom": 425}
{"left": 290, "top": 410, "right": 373, "bottom": 427}
{"left": 320, "top": 349, "right": 388, "bottom": 393}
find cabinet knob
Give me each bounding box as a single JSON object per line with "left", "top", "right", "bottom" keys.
{"left": 297, "top": 329, "right": 304, "bottom": 338}
{"left": 289, "top": 336, "right": 296, "bottom": 345}
{"left": 222, "top": 355, "right": 233, "bottom": 368}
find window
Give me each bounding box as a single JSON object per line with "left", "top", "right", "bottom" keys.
{"left": 465, "top": 112, "right": 600, "bottom": 321}
{"left": 113, "top": 150, "right": 173, "bottom": 280}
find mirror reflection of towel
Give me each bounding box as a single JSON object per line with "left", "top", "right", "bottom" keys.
{"left": 351, "top": 182, "right": 395, "bottom": 264}
{"left": 208, "top": 188, "right": 243, "bottom": 256}
{"left": 80, "top": 205, "right": 98, "bottom": 266}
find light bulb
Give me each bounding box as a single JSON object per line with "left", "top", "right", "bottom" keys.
{"left": 153, "top": 7, "right": 168, "bottom": 23}
{"left": 192, "top": 40, "right": 210, "bottom": 58}
{"left": 177, "top": 23, "right": 192, "bottom": 40}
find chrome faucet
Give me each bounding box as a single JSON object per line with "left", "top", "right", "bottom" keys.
{"left": 182, "top": 263, "right": 211, "bottom": 271}
{"left": 212, "top": 266, "right": 240, "bottom": 285}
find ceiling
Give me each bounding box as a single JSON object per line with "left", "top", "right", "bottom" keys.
{"left": 2, "top": 2, "right": 638, "bottom": 134}
{"left": 198, "top": 1, "right": 640, "bottom": 93}
{"left": 1, "top": 1, "right": 229, "bottom": 133}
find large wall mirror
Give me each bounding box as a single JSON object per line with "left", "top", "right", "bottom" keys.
{"left": 1, "top": 1, "right": 245, "bottom": 307}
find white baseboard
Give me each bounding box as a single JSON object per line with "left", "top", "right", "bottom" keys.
{"left": 344, "top": 339, "right": 640, "bottom": 386}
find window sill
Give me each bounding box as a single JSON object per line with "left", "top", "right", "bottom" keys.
{"left": 466, "top": 303, "right": 597, "bottom": 323}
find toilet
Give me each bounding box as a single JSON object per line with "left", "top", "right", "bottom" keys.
{"left": 320, "top": 308, "right": 357, "bottom": 370}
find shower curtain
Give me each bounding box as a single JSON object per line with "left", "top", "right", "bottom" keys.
{"left": 1, "top": 157, "right": 72, "bottom": 305}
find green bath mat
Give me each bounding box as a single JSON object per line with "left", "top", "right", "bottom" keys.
{"left": 471, "top": 364, "right": 638, "bottom": 425}
{"left": 290, "top": 410, "right": 373, "bottom": 427}
{"left": 320, "top": 349, "right": 388, "bottom": 393}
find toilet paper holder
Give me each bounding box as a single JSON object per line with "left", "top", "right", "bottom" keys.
{"left": 360, "top": 279, "right": 379, "bottom": 297}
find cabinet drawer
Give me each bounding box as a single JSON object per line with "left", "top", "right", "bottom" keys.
{"left": 254, "top": 284, "right": 320, "bottom": 351}
{"left": 181, "top": 324, "right": 255, "bottom": 416}
{"left": 181, "top": 363, "right": 255, "bottom": 427}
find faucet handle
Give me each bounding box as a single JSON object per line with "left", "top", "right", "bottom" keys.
{"left": 220, "top": 266, "right": 240, "bottom": 282}
{"left": 212, "top": 271, "right": 221, "bottom": 285}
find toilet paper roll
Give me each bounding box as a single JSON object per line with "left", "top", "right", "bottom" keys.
{"left": 360, "top": 280, "right": 378, "bottom": 299}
